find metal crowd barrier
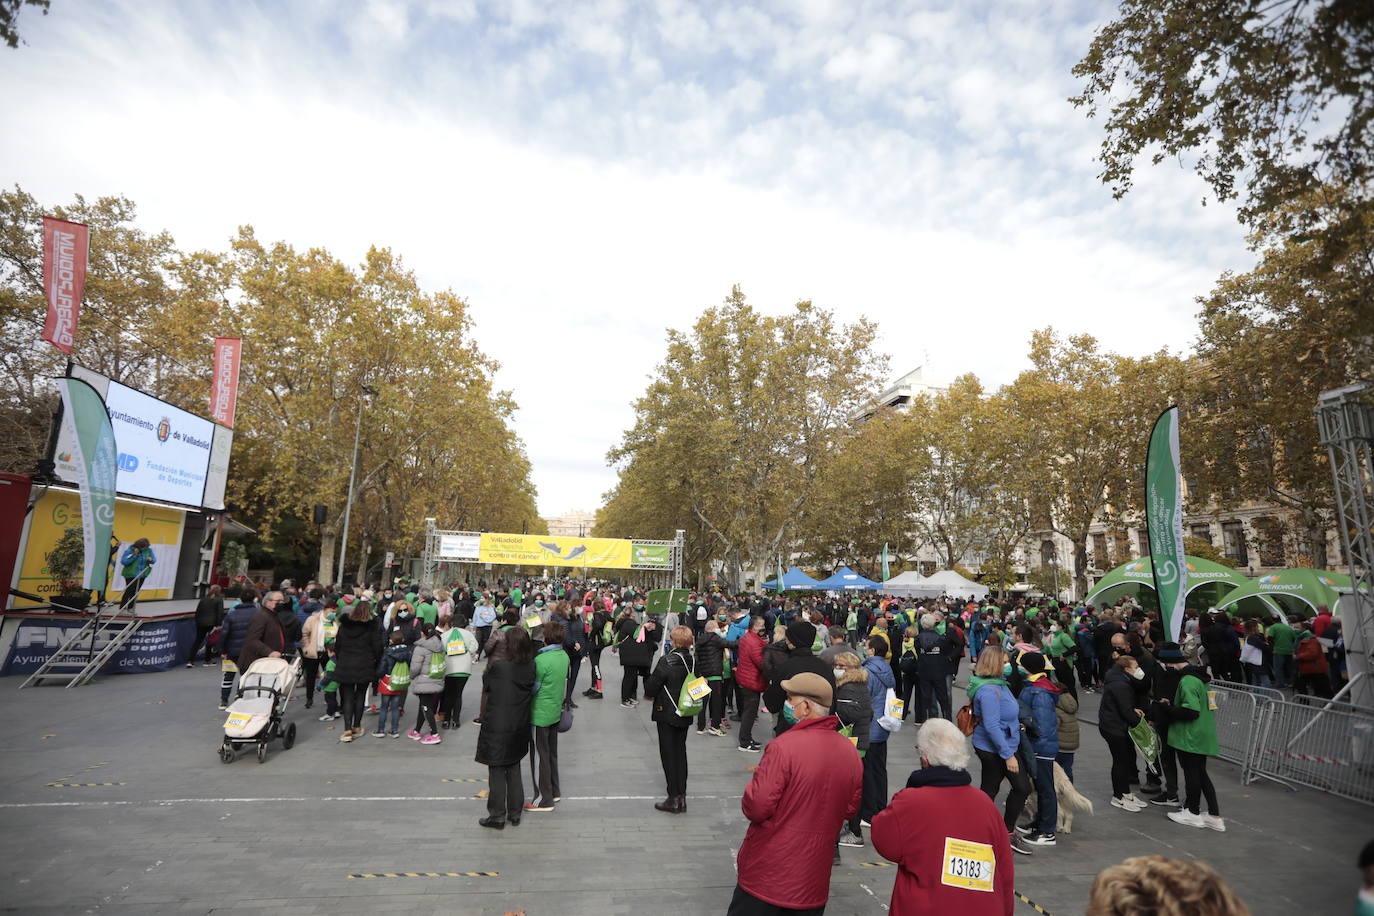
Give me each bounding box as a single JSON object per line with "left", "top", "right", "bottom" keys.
{"left": 1208, "top": 680, "right": 1374, "bottom": 806}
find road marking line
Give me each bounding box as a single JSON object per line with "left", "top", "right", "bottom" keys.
{"left": 0, "top": 793, "right": 739, "bottom": 809}
{"left": 347, "top": 872, "right": 498, "bottom": 879}
{"left": 46, "top": 782, "right": 126, "bottom": 788}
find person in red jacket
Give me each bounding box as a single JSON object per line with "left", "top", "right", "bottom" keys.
{"left": 871, "top": 718, "right": 1015, "bottom": 916}
{"left": 732, "top": 615, "right": 769, "bottom": 753}
{"left": 730, "top": 672, "right": 863, "bottom": 915}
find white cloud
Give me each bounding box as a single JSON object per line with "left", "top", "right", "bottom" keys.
{"left": 0, "top": 0, "right": 1251, "bottom": 517}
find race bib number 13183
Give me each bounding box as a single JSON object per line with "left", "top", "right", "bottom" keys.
{"left": 940, "top": 837, "right": 995, "bottom": 892}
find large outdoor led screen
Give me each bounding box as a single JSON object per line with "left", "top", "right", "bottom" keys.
{"left": 103, "top": 380, "right": 214, "bottom": 505}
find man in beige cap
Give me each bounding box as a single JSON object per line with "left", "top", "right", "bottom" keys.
{"left": 729, "top": 672, "right": 863, "bottom": 915}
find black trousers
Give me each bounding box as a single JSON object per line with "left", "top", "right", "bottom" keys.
{"left": 1052, "top": 656, "right": 1077, "bottom": 698}
{"left": 440, "top": 675, "right": 469, "bottom": 722}
{"left": 915, "top": 675, "right": 951, "bottom": 722}
{"left": 301, "top": 656, "right": 323, "bottom": 705}
{"left": 474, "top": 626, "right": 492, "bottom": 658}
{"left": 530, "top": 724, "right": 560, "bottom": 805}
{"left": 1101, "top": 728, "right": 1138, "bottom": 798}
{"left": 1178, "top": 749, "right": 1219, "bottom": 816}
{"left": 860, "top": 739, "right": 889, "bottom": 821}
{"left": 737, "top": 686, "right": 761, "bottom": 748}
{"left": 587, "top": 647, "right": 604, "bottom": 691}
{"left": 119, "top": 575, "right": 148, "bottom": 611}
{"left": 414, "top": 692, "right": 439, "bottom": 734}
{"left": 975, "top": 747, "right": 1032, "bottom": 831}
{"left": 565, "top": 654, "right": 582, "bottom": 702}
{"left": 339, "top": 683, "right": 368, "bottom": 730}
{"left": 622, "top": 664, "right": 649, "bottom": 702}
{"left": 487, "top": 762, "right": 523, "bottom": 822}
{"left": 696, "top": 680, "right": 726, "bottom": 730}
{"left": 656, "top": 721, "right": 689, "bottom": 796}
{"left": 1157, "top": 724, "right": 1179, "bottom": 794}
{"left": 727, "top": 885, "right": 824, "bottom": 916}
{"left": 188, "top": 625, "right": 215, "bottom": 664}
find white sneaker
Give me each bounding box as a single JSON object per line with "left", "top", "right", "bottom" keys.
{"left": 1202, "top": 814, "right": 1226, "bottom": 832}
{"left": 1123, "top": 793, "right": 1146, "bottom": 807}
{"left": 1167, "top": 809, "right": 1206, "bottom": 828}
{"left": 1111, "top": 796, "right": 1144, "bottom": 812}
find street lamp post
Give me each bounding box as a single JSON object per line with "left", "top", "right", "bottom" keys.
{"left": 336, "top": 384, "right": 375, "bottom": 587}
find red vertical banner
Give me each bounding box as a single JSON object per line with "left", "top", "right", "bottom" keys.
{"left": 41, "top": 217, "right": 90, "bottom": 354}
{"left": 210, "top": 337, "right": 242, "bottom": 427}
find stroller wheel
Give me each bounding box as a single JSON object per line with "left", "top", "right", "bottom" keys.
{"left": 219, "top": 746, "right": 234, "bottom": 764}
{"left": 256, "top": 742, "right": 268, "bottom": 764}
{"left": 282, "top": 722, "right": 297, "bottom": 750}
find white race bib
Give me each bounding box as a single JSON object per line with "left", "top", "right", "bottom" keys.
{"left": 940, "top": 837, "right": 995, "bottom": 892}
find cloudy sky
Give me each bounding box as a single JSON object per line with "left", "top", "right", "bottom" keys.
{"left": 1, "top": 0, "right": 1250, "bottom": 519}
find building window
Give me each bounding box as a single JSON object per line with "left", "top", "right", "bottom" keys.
{"left": 1092, "top": 533, "right": 1108, "bottom": 567}
{"left": 1190, "top": 523, "right": 1213, "bottom": 544}
{"left": 1040, "top": 540, "right": 1056, "bottom": 568}
{"left": 1135, "top": 528, "right": 1149, "bottom": 558}
{"left": 1222, "top": 521, "right": 1248, "bottom": 567}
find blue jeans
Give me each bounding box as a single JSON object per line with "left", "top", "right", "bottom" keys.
{"left": 1054, "top": 751, "right": 1075, "bottom": 783}
{"left": 1033, "top": 757, "right": 1058, "bottom": 836}
{"left": 1245, "top": 663, "right": 1273, "bottom": 688}
{"left": 379, "top": 693, "right": 404, "bottom": 734}
{"left": 1272, "top": 654, "right": 1295, "bottom": 688}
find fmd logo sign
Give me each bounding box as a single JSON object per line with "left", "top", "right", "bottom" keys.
{"left": 118, "top": 453, "right": 139, "bottom": 472}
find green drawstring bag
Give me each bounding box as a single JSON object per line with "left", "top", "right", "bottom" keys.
{"left": 1129, "top": 718, "right": 1160, "bottom": 764}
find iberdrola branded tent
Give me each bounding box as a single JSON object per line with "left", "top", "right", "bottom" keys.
{"left": 812, "top": 566, "right": 883, "bottom": 591}
{"left": 1084, "top": 555, "right": 1258, "bottom": 609}
{"left": 1215, "top": 568, "right": 1359, "bottom": 617}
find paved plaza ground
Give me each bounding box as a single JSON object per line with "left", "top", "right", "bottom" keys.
{"left": 0, "top": 658, "right": 1368, "bottom": 915}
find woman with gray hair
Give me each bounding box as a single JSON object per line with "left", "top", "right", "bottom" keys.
{"left": 871, "top": 719, "right": 1015, "bottom": 914}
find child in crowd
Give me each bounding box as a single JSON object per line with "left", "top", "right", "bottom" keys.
{"left": 317, "top": 643, "right": 340, "bottom": 721}
{"left": 375, "top": 630, "right": 411, "bottom": 738}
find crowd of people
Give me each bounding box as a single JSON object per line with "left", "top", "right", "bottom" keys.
{"left": 190, "top": 574, "right": 1361, "bottom": 914}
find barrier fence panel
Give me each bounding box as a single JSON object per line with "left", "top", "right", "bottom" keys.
{"left": 1209, "top": 684, "right": 1262, "bottom": 782}
{"left": 1248, "top": 697, "right": 1374, "bottom": 805}
{"left": 1211, "top": 678, "right": 1285, "bottom": 705}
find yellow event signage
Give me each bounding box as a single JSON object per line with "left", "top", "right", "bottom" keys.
{"left": 478, "top": 533, "right": 632, "bottom": 570}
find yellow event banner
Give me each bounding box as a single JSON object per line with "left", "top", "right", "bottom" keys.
{"left": 478, "top": 533, "right": 632, "bottom": 569}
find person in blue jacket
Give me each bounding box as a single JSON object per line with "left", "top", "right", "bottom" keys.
{"left": 118, "top": 538, "right": 156, "bottom": 611}
{"left": 859, "top": 634, "right": 896, "bottom": 829}
{"left": 969, "top": 645, "right": 1034, "bottom": 856}
{"left": 217, "top": 587, "right": 258, "bottom": 709}
{"left": 1017, "top": 652, "right": 1061, "bottom": 847}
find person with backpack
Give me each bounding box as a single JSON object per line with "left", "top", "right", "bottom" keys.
{"left": 374, "top": 630, "right": 412, "bottom": 739}
{"left": 583, "top": 601, "right": 616, "bottom": 700}
{"left": 439, "top": 614, "right": 478, "bottom": 729}
{"left": 693, "top": 619, "right": 727, "bottom": 736}
{"left": 407, "top": 621, "right": 446, "bottom": 744}
{"left": 527, "top": 617, "right": 571, "bottom": 812}
{"left": 645, "top": 626, "right": 697, "bottom": 813}
{"left": 914, "top": 614, "right": 954, "bottom": 723}
{"left": 833, "top": 651, "right": 872, "bottom": 848}
{"left": 614, "top": 607, "right": 658, "bottom": 708}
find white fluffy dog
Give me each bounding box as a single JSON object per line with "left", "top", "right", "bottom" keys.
{"left": 1022, "top": 762, "right": 1094, "bottom": 834}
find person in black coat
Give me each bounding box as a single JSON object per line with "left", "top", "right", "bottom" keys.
{"left": 693, "top": 622, "right": 727, "bottom": 734}
{"left": 645, "top": 626, "right": 695, "bottom": 813}
{"left": 614, "top": 609, "right": 658, "bottom": 707}
{"left": 188, "top": 585, "right": 224, "bottom": 667}
{"left": 763, "top": 622, "right": 837, "bottom": 737}
{"left": 476, "top": 628, "right": 536, "bottom": 830}
{"left": 584, "top": 606, "right": 616, "bottom": 700}
{"left": 1098, "top": 654, "right": 1146, "bottom": 809}
{"left": 332, "top": 601, "right": 384, "bottom": 741}
{"left": 217, "top": 588, "right": 257, "bottom": 708}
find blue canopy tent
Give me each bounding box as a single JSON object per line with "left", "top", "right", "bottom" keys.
{"left": 812, "top": 566, "right": 882, "bottom": 591}
{"left": 762, "top": 566, "right": 822, "bottom": 591}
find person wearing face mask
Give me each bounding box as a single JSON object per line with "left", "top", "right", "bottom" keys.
{"left": 732, "top": 615, "right": 768, "bottom": 753}
{"left": 1099, "top": 655, "right": 1148, "bottom": 811}
{"left": 832, "top": 652, "right": 872, "bottom": 848}
{"left": 968, "top": 646, "right": 1035, "bottom": 857}
{"left": 763, "top": 622, "right": 837, "bottom": 738}
{"left": 1045, "top": 619, "right": 1078, "bottom": 698}
{"left": 389, "top": 600, "right": 419, "bottom": 646}
{"left": 860, "top": 635, "right": 897, "bottom": 829}
{"left": 1156, "top": 648, "right": 1225, "bottom": 832}
{"left": 729, "top": 673, "right": 862, "bottom": 915}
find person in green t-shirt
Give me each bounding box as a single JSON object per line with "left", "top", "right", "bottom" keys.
{"left": 1266, "top": 618, "right": 1298, "bottom": 687}
{"left": 415, "top": 597, "right": 438, "bottom": 627}
{"left": 1159, "top": 653, "right": 1223, "bottom": 831}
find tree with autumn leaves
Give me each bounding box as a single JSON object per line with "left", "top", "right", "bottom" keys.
{"left": 0, "top": 186, "right": 541, "bottom": 581}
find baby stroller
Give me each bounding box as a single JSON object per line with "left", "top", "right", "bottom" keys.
{"left": 219, "top": 656, "right": 300, "bottom": 764}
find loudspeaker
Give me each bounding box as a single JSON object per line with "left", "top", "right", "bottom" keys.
{"left": 313, "top": 504, "right": 328, "bottom": 525}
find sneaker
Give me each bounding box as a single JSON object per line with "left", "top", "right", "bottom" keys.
{"left": 407, "top": 729, "right": 422, "bottom": 740}
{"left": 420, "top": 734, "right": 442, "bottom": 745}
{"left": 219, "top": 703, "right": 228, "bottom": 710}
{"left": 1024, "top": 831, "right": 1057, "bottom": 846}
{"left": 620, "top": 700, "right": 636, "bottom": 708}
{"left": 553, "top": 796, "right": 561, "bottom": 803}
{"left": 1015, "top": 824, "right": 1034, "bottom": 836}
{"left": 1008, "top": 834, "right": 1034, "bottom": 855}
{"left": 523, "top": 802, "right": 554, "bottom": 812}
{"left": 318, "top": 713, "right": 334, "bottom": 721}
{"left": 186, "top": 662, "right": 193, "bottom": 668}
{"left": 707, "top": 726, "right": 727, "bottom": 737}
{"left": 304, "top": 701, "right": 314, "bottom": 709}
{"left": 697, "top": 728, "right": 706, "bottom": 735}
{"left": 371, "top": 730, "right": 385, "bottom": 738}
{"left": 860, "top": 819, "right": 871, "bottom": 828}
{"left": 838, "top": 830, "right": 865, "bottom": 848}
{"left": 1167, "top": 809, "right": 1206, "bottom": 829}
{"left": 339, "top": 732, "right": 353, "bottom": 743}
{"left": 1111, "top": 796, "right": 1145, "bottom": 812}
{"left": 389, "top": 731, "right": 400, "bottom": 738}
{"left": 738, "top": 743, "right": 761, "bottom": 753}
{"left": 1123, "top": 793, "right": 1147, "bottom": 807}
{"left": 1202, "top": 814, "right": 1227, "bottom": 832}
{"left": 1148, "top": 792, "right": 1181, "bottom": 807}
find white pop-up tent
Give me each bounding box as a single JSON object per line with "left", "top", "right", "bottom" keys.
{"left": 923, "top": 569, "right": 990, "bottom": 600}
{"left": 881, "top": 571, "right": 943, "bottom": 598}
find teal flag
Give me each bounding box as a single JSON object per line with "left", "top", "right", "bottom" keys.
{"left": 776, "top": 557, "right": 786, "bottom": 592}
{"left": 56, "top": 377, "right": 118, "bottom": 592}
{"left": 881, "top": 543, "right": 890, "bottom": 582}
{"left": 1145, "top": 406, "right": 1187, "bottom": 642}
